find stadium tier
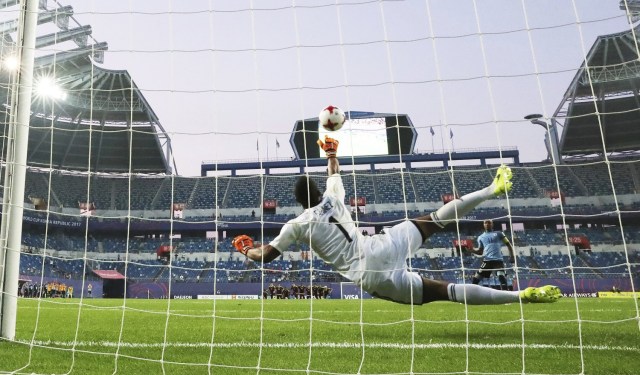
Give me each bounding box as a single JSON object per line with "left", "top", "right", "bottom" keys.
{"left": 18, "top": 158, "right": 640, "bottom": 211}
{"left": 16, "top": 156, "right": 640, "bottom": 300}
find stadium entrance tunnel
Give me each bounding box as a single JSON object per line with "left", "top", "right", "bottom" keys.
{"left": 103, "top": 279, "right": 125, "bottom": 298}
{"left": 93, "top": 270, "right": 126, "bottom": 298}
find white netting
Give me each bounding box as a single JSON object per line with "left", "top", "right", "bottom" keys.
{"left": 0, "top": 1, "right": 639, "bottom": 374}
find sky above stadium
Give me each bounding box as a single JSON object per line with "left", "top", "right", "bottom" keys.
{"left": 59, "top": 0, "right": 631, "bottom": 176}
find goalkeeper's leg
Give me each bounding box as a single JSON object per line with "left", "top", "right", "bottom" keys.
{"left": 421, "top": 279, "right": 561, "bottom": 305}
{"left": 422, "top": 279, "right": 521, "bottom": 305}
{"left": 411, "top": 165, "right": 513, "bottom": 241}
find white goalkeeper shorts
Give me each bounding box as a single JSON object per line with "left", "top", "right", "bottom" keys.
{"left": 359, "top": 220, "right": 424, "bottom": 305}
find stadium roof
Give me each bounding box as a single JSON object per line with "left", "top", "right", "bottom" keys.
{"left": 0, "top": 1, "right": 173, "bottom": 174}
{"left": 554, "top": 21, "right": 640, "bottom": 157}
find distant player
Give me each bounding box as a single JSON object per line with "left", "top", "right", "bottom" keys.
{"left": 470, "top": 219, "right": 515, "bottom": 290}
{"left": 268, "top": 283, "right": 275, "bottom": 299}
{"left": 233, "top": 136, "right": 561, "bottom": 305}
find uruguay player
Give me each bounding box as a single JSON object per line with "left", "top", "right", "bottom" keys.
{"left": 471, "top": 220, "right": 515, "bottom": 290}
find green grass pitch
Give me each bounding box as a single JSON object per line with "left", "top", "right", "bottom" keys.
{"left": 0, "top": 297, "right": 638, "bottom": 374}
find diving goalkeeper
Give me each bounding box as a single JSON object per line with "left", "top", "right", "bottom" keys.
{"left": 233, "top": 136, "right": 561, "bottom": 305}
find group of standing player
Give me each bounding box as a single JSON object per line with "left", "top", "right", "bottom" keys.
{"left": 20, "top": 281, "right": 74, "bottom": 298}
{"left": 262, "top": 283, "right": 332, "bottom": 299}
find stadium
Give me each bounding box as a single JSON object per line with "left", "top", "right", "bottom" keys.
{"left": 0, "top": 1, "right": 639, "bottom": 374}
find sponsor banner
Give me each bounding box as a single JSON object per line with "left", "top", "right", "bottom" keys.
{"left": 198, "top": 295, "right": 226, "bottom": 300}
{"left": 79, "top": 202, "right": 96, "bottom": 216}
{"left": 546, "top": 190, "right": 566, "bottom": 207}
{"left": 561, "top": 293, "right": 598, "bottom": 298}
{"left": 598, "top": 291, "right": 639, "bottom": 299}
{"left": 343, "top": 294, "right": 360, "bottom": 299}
{"left": 156, "top": 245, "right": 174, "bottom": 257}
{"left": 441, "top": 193, "right": 455, "bottom": 204}
{"left": 262, "top": 199, "right": 277, "bottom": 209}
{"left": 30, "top": 197, "right": 47, "bottom": 210}
{"left": 128, "top": 282, "right": 168, "bottom": 299}
{"left": 172, "top": 295, "right": 194, "bottom": 299}
{"left": 173, "top": 203, "right": 186, "bottom": 219}
{"left": 349, "top": 197, "right": 366, "bottom": 206}
{"left": 453, "top": 239, "right": 474, "bottom": 249}
{"left": 23, "top": 214, "right": 84, "bottom": 228}
{"left": 547, "top": 190, "right": 563, "bottom": 199}
{"left": 263, "top": 199, "right": 277, "bottom": 214}
{"left": 568, "top": 235, "right": 591, "bottom": 249}
{"left": 197, "top": 294, "right": 259, "bottom": 300}
{"left": 232, "top": 295, "right": 259, "bottom": 300}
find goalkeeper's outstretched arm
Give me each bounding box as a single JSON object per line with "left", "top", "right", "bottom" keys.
{"left": 328, "top": 156, "right": 339, "bottom": 175}
{"left": 318, "top": 135, "right": 340, "bottom": 175}
{"left": 243, "top": 244, "right": 281, "bottom": 263}
{"left": 232, "top": 234, "right": 281, "bottom": 263}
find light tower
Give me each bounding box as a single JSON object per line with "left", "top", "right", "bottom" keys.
{"left": 525, "top": 114, "right": 562, "bottom": 165}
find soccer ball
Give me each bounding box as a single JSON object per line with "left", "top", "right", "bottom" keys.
{"left": 318, "top": 105, "right": 346, "bottom": 132}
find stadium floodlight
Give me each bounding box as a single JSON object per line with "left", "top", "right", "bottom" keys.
{"left": 34, "top": 76, "right": 67, "bottom": 101}
{"left": 2, "top": 55, "right": 19, "bottom": 72}
{"left": 525, "top": 113, "right": 562, "bottom": 164}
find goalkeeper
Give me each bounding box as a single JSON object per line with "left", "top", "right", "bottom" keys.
{"left": 233, "top": 136, "right": 561, "bottom": 305}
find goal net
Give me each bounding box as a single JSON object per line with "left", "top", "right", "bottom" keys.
{"left": 1, "top": 1, "right": 639, "bottom": 374}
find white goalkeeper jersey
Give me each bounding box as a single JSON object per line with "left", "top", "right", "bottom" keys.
{"left": 270, "top": 174, "right": 364, "bottom": 282}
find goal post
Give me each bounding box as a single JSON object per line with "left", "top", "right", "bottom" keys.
{"left": 0, "top": 0, "right": 38, "bottom": 341}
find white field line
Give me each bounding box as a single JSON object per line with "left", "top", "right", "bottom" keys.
{"left": 17, "top": 306, "right": 633, "bottom": 314}
{"left": 10, "top": 339, "right": 640, "bottom": 353}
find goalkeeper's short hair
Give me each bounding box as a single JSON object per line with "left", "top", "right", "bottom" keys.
{"left": 295, "top": 176, "right": 321, "bottom": 209}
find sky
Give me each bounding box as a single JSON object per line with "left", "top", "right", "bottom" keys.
{"left": 25, "top": 0, "right": 637, "bottom": 176}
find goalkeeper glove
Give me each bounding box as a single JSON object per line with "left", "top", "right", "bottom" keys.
{"left": 232, "top": 234, "right": 254, "bottom": 255}
{"left": 317, "top": 135, "right": 339, "bottom": 158}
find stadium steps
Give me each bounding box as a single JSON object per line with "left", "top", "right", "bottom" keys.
{"left": 372, "top": 174, "right": 380, "bottom": 203}
{"left": 407, "top": 172, "right": 418, "bottom": 203}
{"left": 524, "top": 168, "right": 545, "bottom": 197}
{"left": 197, "top": 261, "right": 214, "bottom": 281}
{"left": 108, "top": 180, "right": 116, "bottom": 209}
{"left": 152, "top": 265, "right": 169, "bottom": 281}
{"left": 150, "top": 179, "right": 169, "bottom": 209}
{"left": 526, "top": 255, "right": 546, "bottom": 276}
{"left": 187, "top": 178, "right": 200, "bottom": 207}
{"left": 628, "top": 162, "right": 640, "bottom": 193}
{"left": 566, "top": 166, "right": 590, "bottom": 196}
{"left": 220, "top": 178, "right": 231, "bottom": 208}
{"left": 577, "top": 252, "right": 603, "bottom": 278}
{"left": 427, "top": 258, "right": 444, "bottom": 280}
{"left": 37, "top": 173, "right": 63, "bottom": 207}
{"left": 240, "top": 266, "right": 254, "bottom": 282}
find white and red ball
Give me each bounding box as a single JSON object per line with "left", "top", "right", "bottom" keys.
{"left": 318, "top": 105, "right": 346, "bottom": 132}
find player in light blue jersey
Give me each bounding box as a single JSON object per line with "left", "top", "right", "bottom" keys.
{"left": 471, "top": 219, "right": 515, "bottom": 290}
